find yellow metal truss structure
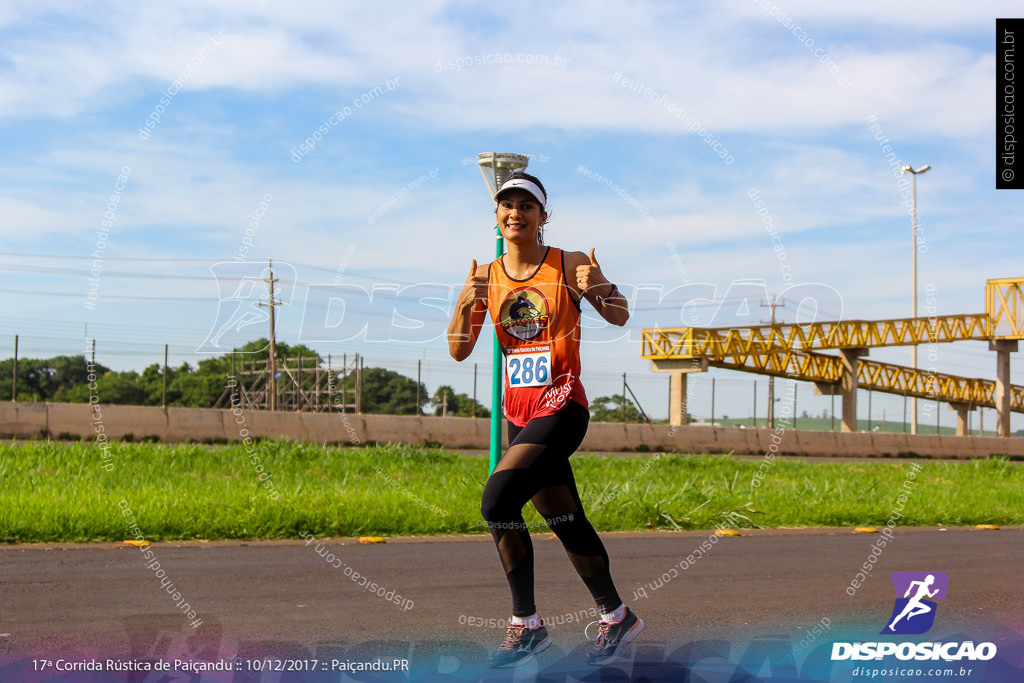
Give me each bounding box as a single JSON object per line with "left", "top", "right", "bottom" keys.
{"left": 641, "top": 313, "right": 992, "bottom": 360}
{"left": 641, "top": 278, "right": 1024, "bottom": 416}
{"left": 988, "top": 278, "right": 1024, "bottom": 339}
{"left": 709, "top": 350, "right": 1024, "bottom": 412}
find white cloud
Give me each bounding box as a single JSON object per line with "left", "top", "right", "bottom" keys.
{"left": 0, "top": 1, "right": 998, "bottom": 141}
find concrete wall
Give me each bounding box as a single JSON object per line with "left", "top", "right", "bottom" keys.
{"left": 1, "top": 402, "right": 1022, "bottom": 459}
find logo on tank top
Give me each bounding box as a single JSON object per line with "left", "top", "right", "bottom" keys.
{"left": 499, "top": 287, "right": 550, "bottom": 341}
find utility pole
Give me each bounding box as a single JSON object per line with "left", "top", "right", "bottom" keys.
{"left": 759, "top": 295, "right": 786, "bottom": 429}
{"left": 753, "top": 382, "right": 757, "bottom": 427}
{"left": 12, "top": 335, "right": 18, "bottom": 401}
{"left": 710, "top": 377, "right": 715, "bottom": 425}
{"left": 162, "top": 344, "right": 168, "bottom": 408}
{"left": 358, "top": 355, "right": 364, "bottom": 414}
{"left": 342, "top": 356, "right": 350, "bottom": 413}
{"left": 622, "top": 373, "right": 627, "bottom": 423}
{"left": 900, "top": 163, "right": 931, "bottom": 434}
{"left": 259, "top": 260, "right": 280, "bottom": 411}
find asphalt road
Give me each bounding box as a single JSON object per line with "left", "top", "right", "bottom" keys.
{"left": 2, "top": 528, "right": 1022, "bottom": 682}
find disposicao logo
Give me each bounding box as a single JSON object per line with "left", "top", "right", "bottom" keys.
{"left": 881, "top": 571, "right": 948, "bottom": 635}
{"left": 831, "top": 571, "right": 997, "bottom": 663}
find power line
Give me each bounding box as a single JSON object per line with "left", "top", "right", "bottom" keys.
{"left": 0, "top": 288, "right": 211, "bottom": 301}
{"left": 0, "top": 252, "right": 225, "bottom": 262}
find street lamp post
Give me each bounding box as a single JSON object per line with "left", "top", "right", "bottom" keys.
{"left": 476, "top": 152, "right": 531, "bottom": 472}
{"left": 900, "top": 163, "right": 930, "bottom": 435}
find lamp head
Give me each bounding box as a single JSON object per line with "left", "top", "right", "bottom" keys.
{"left": 900, "top": 164, "right": 931, "bottom": 175}
{"left": 477, "top": 152, "right": 530, "bottom": 195}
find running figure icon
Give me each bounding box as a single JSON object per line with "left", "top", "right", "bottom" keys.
{"left": 881, "top": 571, "right": 949, "bottom": 635}
{"left": 888, "top": 574, "right": 939, "bottom": 631}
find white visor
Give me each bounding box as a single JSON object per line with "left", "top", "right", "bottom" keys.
{"left": 494, "top": 177, "right": 546, "bottom": 210}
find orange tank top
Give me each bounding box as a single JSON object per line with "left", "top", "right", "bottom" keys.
{"left": 486, "top": 246, "right": 588, "bottom": 426}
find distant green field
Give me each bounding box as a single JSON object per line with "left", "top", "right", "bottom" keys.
{"left": 1, "top": 440, "right": 1021, "bottom": 543}
{"left": 598, "top": 415, "right": 996, "bottom": 436}
{"left": 692, "top": 416, "right": 987, "bottom": 436}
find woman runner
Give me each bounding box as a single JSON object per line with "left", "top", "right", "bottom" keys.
{"left": 447, "top": 170, "right": 643, "bottom": 668}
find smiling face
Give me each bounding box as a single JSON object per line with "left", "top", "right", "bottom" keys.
{"left": 495, "top": 188, "right": 547, "bottom": 245}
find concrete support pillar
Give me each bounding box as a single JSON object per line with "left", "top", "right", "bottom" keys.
{"left": 669, "top": 372, "right": 688, "bottom": 427}
{"left": 950, "top": 403, "right": 969, "bottom": 436}
{"left": 990, "top": 340, "right": 1018, "bottom": 437}
{"left": 839, "top": 348, "right": 869, "bottom": 433}
{"left": 652, "top": 358, "right": 708, "bottom": 428}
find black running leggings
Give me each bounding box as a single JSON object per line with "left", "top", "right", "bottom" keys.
{"left": 479, "top": 400, "right": 623, "bottom": 617}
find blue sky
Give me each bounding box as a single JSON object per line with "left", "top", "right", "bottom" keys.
{"left": 2, "top": 1, "right": 1021, "bottom": 429}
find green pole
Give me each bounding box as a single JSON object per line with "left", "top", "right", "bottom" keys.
{"left": 477, "top": 151, "right": 529, "bottom": 473}
{"left": 490, "top": 229, "right": 504, "bottom": 472}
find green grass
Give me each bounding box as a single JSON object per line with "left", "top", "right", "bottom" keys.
{"left": 1, "top": 440, "right": 1022, "bottom": 542}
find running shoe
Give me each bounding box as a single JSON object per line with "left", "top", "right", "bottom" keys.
{"left": 585, "top": 607, "right": 644, "bottom": 666}
{"left": 487, "top": 621, "right": 551, "bottom": 669}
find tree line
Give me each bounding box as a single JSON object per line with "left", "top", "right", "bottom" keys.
{"left": 0, "top": 339, "right": 646, "bottom": 422}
